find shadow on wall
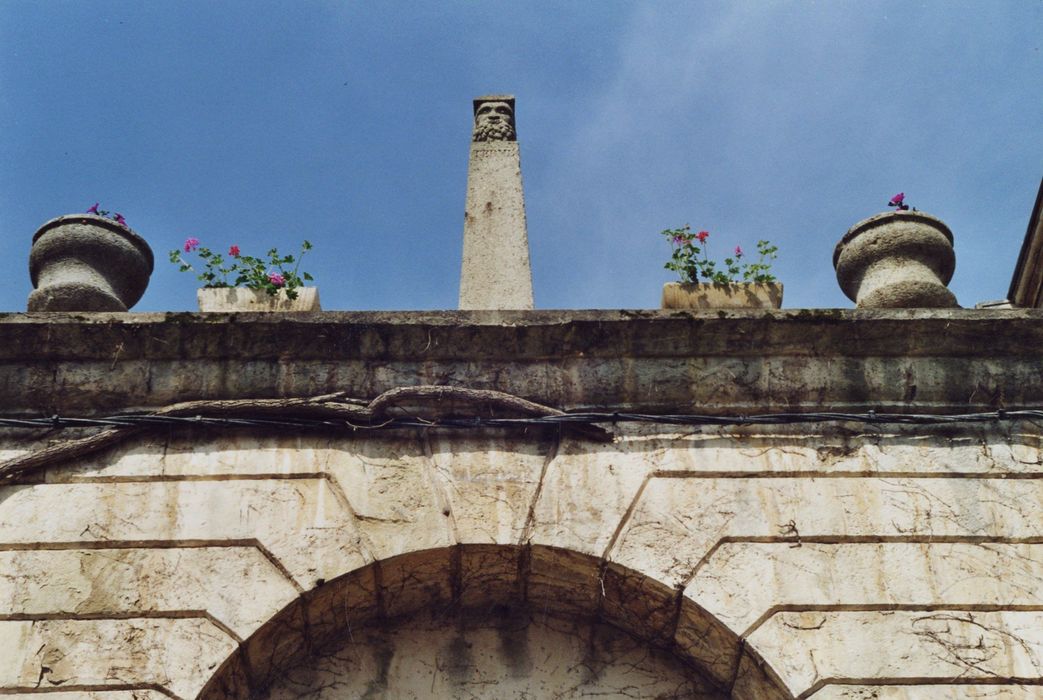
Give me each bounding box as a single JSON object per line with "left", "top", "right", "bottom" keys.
{"left": 198, "top": 544, "right": 792, "bottom": 699}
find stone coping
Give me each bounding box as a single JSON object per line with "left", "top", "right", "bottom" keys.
{"left": 1, "top": 309, "right": 1041, "bottom": 415}
{"left": 1, "top": 308, "right": 1040, "bottom": 359}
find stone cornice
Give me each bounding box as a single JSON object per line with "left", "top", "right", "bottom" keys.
{"left": 1, "top": 309, "right": 1040, "bottom": 414}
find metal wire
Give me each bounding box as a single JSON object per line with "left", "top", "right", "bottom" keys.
{"left": 0, "top": 409, "right": 1040, "bottom": 432}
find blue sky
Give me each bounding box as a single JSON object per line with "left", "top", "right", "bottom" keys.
{"left": 1, "top": 1, "right": 1040, "bottom": 312}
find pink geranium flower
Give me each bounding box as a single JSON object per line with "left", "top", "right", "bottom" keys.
{"left": 889, "top": 192, "right": 905, "bottom": 206}
{"left": 113, "top": 213, "right": 127, "bottom": 227}
{"left": 87, "top": 203, "right": 100, "bottom": 214}
{"left": 735, "top": 245, "right": 743, "bottom": 257}
{"left": 229, "top": 245, "right": 240, "bottom": 257}
{"left": 672, "top": 235, "right": 686, "bottom": 246}
{"left": 267, "top": 272, "right": 285, "bottom": 287}
{"left": 695, "top": 230, "right": 710, "bottom": 243}
{"left": 184, "top": 237, "right": 200, "bottom": 252}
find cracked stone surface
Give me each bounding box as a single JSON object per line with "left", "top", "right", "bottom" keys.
{"left": 3, "top": 421, "right": 1043, "bottom": 697}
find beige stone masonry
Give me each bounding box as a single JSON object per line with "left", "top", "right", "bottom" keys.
{"left": 0, "top": 479, "right": 369, "bottom": 587}
{"left": 3, "top": 311, "right": 1043, "bottom": 698}
{"left": 810, "top": 686, "right": 1040, "bottom": 698}
{"left": 0, "top": 547, "right": 296, "bottom": 639}
{"left": 0, "top": 618, "right": 235, "bottom": 698}
{"left": 750, "top": 610, "right": 1043, "bottom": 697}
{"left": 688, "top": 542, "right": 1043, "bottom": 635}
{"left": 609, "top": 475, "right": 1043, "bottom": 588}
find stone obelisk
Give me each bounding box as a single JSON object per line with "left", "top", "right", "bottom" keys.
{"left": 458, "top": 95, "right": 534, "bottom": 310}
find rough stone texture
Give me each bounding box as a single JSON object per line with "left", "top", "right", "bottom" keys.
{"left": 662, "top": 281, "right": 784, "bottom": 309}
{"left": 196, "top": 287, "right": 321, "bottom": 312}
{"left": 811, "top": 687, "right": 1042, "bottom": 698}
{"left": 5, "top": 310, "right": 1043, "bottom": 416}
{"left": 459, "top": 95, "right": 534, "bottom": 310}
{"left": 28, "top": 214, "right": 154, "bottom": 312}
{"left": 834, "top": 211, "right": 958, "bottom": 308}
{"left": 750, "top": 610, "right": 1043, "bottom": 696}
{"left": 2, "top": 311, "right": 1043, "bottom": 698}
{"left": 263, "top": 609, "right": 724, "bottom": 699}
{"left": 0, "top": 693, "right": 172, "bottom": 699}
{"left": 0, "top": 618, "right": 235, "bottom": 698}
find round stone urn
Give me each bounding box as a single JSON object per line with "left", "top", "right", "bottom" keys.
{"left": 28, "top": 214, "right": 154, "bottom": 311}
{"left": 833, "top": 211, "right": 957, "bottom": 308}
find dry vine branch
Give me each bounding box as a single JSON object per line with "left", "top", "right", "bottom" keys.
{"left": 0, "top": 385, "right": 610, "bottom": 482}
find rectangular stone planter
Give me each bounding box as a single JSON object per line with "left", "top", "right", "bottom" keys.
{"left": 197, "top": 287, "right": 321, "bottom": 312}
{"left": 661, "top": 282, "right": 783, "bottom": 310}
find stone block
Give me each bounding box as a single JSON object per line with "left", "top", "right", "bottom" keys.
{"left": 378, "top": 548, "right": 454, "bottom": 620}
{"left": 810, "top": 685, "right": 1040, "bottom": 698}
{"left": 687, "top": 542, "right": 1043, "bottom": 634}
{"left": 527, "top": 434, "right": 652, "bottom": 555}
{"left": 748, "top": 610, "right": 1043, "bottom": 697}
{"left": 458, "top": 544, "right": 523, "bottom": 611}
{"left": 0, "top": 479, "right": 369, "bottom": 588}
{"left": 525, "top": 546, "right": 600, "bottom": 619}
{"left": 610, "top": 476, "right": 1043, "bottom": 588}
{"left": 428, "top": 433, "right": 553, "bottom": 544}
{"left": 325, "top": 436, "right": 454, "bottom": 560}
{"left": 0, "top": 618, "right": 235, "bottom": 698}
{"left": 0, "top": 547, "right": 298, "bottom": 639}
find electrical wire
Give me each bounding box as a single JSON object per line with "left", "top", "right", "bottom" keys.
{"left": 0, "top": 409, "right": 1039, "bottom": 432}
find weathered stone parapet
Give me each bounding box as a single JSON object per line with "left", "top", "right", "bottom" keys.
{"left": 1, "top": 309, "right": 1042, "bottom": 415}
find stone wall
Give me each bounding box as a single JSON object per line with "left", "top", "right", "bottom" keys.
{"left": 1, "top": 311, "right": 1042, "bottom": 698}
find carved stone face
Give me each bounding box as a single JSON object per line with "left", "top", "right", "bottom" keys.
{"left": 473, "top": 101, "right": 516, "bottom": 142}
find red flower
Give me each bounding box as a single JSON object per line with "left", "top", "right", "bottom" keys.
{"left": 229, "top": 245, "right": 240, "bottom": 257}
{"left": 184, "top": 237, "right": 200, "bottom": 252}
{"left": 695, "top": 230, "right": 709, "bottom": 243}
{"left": 889, "top": 192, "right": 905, "bottom": 206}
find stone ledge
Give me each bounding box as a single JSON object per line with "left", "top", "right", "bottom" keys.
{"left": 2, "top": 309, "right": 1042, "bottom": 415}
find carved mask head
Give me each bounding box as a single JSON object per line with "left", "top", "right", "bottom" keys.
{"left": 473, "top": 101, "right": 516, "bottom": 142}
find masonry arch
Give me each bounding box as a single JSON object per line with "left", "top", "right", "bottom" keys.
{"left": 197, "top": 544, "right": 791, "bottom": 699}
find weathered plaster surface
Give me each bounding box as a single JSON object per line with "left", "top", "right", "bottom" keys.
{"left": 1, "top": 311, "right": 1042, "bottom": 698}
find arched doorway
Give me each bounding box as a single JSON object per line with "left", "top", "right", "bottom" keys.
{"left": 198, "top": 545, "right": 790, "bottom": 699}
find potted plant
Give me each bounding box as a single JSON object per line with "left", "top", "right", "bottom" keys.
{"left": 833, "top": 193, "right": 957, "bottom": 308}
{"left": 170, "top": 238, "right": 319, "bottom": 311}
{"left": 28, "top": 204, "right": 153, "bottom": 311}
{"left": 660, "top": 225, "right": 781, "bottom": 309}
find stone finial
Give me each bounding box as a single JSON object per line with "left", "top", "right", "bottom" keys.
{"left": 834, "top": 211, "right": 958, "bottom": 308}
{"left": 28, "top": 214, "right": 154, "bottom": 312}
{"left": 459, "top": 94, "right": 534, "bottom": 310}
{"left": 472, "top": 95, "right": 516, "bottom": 142}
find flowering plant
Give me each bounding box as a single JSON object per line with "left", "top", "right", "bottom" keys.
{"left": 887, "top": 192, "right": 915, "bottom": 211}
{"left": 662, "top": 225, "right": 777, "bottom": 284}
{"left": 86, "top": 203, "right": 128, "bottom": 228}
{"left": 169, "top": 239, "right": 314, "bottom": 299}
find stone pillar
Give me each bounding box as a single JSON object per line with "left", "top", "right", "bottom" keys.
{"left": 458, "top": 95, "right": 534, "bottom": 310}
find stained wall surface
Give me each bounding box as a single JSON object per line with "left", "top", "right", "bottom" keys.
{"left": 1, "top": 310, "right": 1042, "bottom": 699}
